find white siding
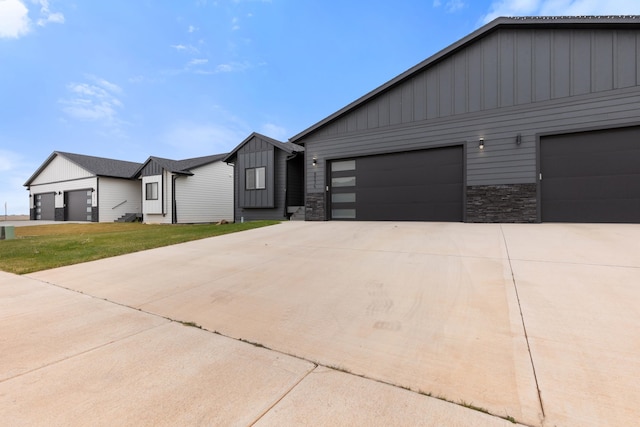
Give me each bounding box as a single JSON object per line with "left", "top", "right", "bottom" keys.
{"left": 174, "top": 161, "right": 233, "bottom": 223}
{"left": 29, "top": 177, "right": 98, "bottom": 210}
{"left": 98, "top": 177, "right": 142, "bottom": 222}
{"left": 30, "top": 155, "right": 93, "bottom": 185}
{"left": 142, "top": 174, "right": 166, "bottom": 222}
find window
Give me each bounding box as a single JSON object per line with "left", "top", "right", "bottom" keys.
{"left": 146, "top": 182, "right": 158, "bottom": 200}
{"left": 245, "top": 167, "right": 266, "bottom": 190}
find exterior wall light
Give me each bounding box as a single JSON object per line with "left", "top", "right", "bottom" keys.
{"left": 479, "top": 138, "right": 485, "bottom": 150}
{"left": 312, "top": 157, "right": 317, "bottom": 166}
{"left": 516, "top": 134, "right": 522, "bottom": 145}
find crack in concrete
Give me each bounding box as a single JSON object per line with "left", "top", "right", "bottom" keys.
{"left": 500, "top": 225, "right": 546, "bottom": 421}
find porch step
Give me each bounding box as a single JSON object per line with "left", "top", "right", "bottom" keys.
{"left": 115, "top": 213, "right": 141, "bottom": 223}
{"left": 287, "top": 206, "right": 305, "bottom": 221}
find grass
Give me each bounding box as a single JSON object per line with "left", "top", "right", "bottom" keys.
{"left": 0, "top": 221, "right": 279, "bottom": 274}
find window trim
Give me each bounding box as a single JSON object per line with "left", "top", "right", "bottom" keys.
{"left": 145, "top": 182, "right": 159, "bottom": 200}
{"left": 245, "top": 166, "right": 266, "bottom": 190}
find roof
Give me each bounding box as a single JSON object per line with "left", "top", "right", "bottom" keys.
{"left": 135, "top": 153, "right": 228, "bottom": 177}
{"left": 223, "top": 132, "right": 305, "bottom": 163}
{"left": 289, "top": 15, "right": 640, "bottom": 143}
{"left": 24, "top": 151, "right": 143, "bottom": 186}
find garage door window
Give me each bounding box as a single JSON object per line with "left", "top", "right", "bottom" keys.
{"left": 330, "top": 159, "right": 357, "bottom": 220}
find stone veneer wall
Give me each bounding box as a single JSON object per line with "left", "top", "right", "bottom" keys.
{"left": 55, "top": 208, "right": 64, "bottom": 221}
{"left": 305, "top": 193, "right": 325, "bottom": 221}
{"left": 92, "top": 208, "right": 98, "bottom": 222}
{"left": 466, "top": 184, "right": 537, "bottom": 223}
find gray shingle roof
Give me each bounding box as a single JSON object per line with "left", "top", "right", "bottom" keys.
{"left": 138, "top": 153, "right": 228, "bottom": 176}
{"left": 223, "top": 132, "right": 305, "bottom": 163}
{"left": 24, "top": 151, "right": 143, "bottom": 186}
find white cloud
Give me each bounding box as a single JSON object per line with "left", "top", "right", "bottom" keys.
{"left": 60, "top": 76, "right": 124, "bottom": 126}
{"left": 482, "top": 0, "right": 640, "bottom": 23}
{"left": 260, "top": 123, "right": 288, "bottom": 141}
{"left": 36, "top": 0, "right": 64, "bottom": 26}
{"left": 188, "top": 25, "right": 198, "bottom": 33}
{"left": 188, "top": 58, "right": 208, "bottom": 67}
{"left": 171, "top": 43, "right": 200, "bottom": 53}
{"left": 0, "top": 0, "right": 31, "bottom": 38}
{"left": 0, "top": 0, "right": 64, "bottom": 39}
{"left": 433, "top": 0, "right": 467, "bottom": 13}
{"left": 231, "top": 16, "right": 240, "bottom": 30}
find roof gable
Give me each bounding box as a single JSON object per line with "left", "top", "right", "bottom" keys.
{"left": 24, "top": 151, "right": 143, "bottom": 186}
{"left": 135, "top": 153, "right": 228, "bottom": 177}
{"left": 223, "top": 132, "right": 304, "bottom": 163}
{"left": 290, "top": 15, "right": 640, "bottom": 142}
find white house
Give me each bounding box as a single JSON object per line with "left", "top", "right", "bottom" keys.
{"left": 25, "top": 151, "right": 234, "bottom": 224}
{"left": 24, "top": 151, "right": 142, "bottom": 222}
{"left": 135, "top": 154, "right": 233, "bottom": 224}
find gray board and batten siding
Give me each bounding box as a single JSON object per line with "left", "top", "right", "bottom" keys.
{"left": 232, "top": 135, "right": 283, "bottom": 221}
{"left": 292, "top": 17, "right": 640, "bottom": 222}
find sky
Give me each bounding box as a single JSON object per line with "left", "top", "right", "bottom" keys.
{"left": 1, "top": 0, "right": 640, "bottom": 214}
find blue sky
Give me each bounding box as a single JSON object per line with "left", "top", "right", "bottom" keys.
{"left": 1, "top": 0, "right": 639, "bottom": 214}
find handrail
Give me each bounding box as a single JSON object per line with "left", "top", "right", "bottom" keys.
{"left": 112, "top": 200, "right": 127, "bottom": 209}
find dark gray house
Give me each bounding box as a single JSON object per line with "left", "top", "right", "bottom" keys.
{"left": 224, "top": 132, "right": 305, "bottom": 221}
{"left": 290, "top": 16, "right": 640, "bottom": 223}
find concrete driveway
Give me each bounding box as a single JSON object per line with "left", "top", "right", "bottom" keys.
{"left": 2, "top": 222, "right": 639, "bottom": 426}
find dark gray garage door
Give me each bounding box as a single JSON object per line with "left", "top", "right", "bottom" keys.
{"left": 65, "top": 189, "right": 93, "bottom": 221}
{"left": 541, "top": 126, "right": 640, "bottom": 223}
{"left": 35, "top": 193, "right": 55, "bottom": 220}
{"left": 330, "top": 146, "right": 463, "bottom": 221}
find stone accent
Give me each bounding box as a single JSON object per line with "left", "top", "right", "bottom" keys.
{"left": 305, "top": 192, "right": 325, "bottom": 221}
{"left": 92, "top": 208, "right": 99, "bottom": 222}
{"left": 30, "top": 208, "right": 36, "bottom": 220}
{"left": 466, "top": 184, "right": 537, "bottom": 223}
{"left": 55, "top": 208, "right": 65, "bottom": 221}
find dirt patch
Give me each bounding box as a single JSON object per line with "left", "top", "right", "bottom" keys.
{"left": 0, "top": 215, "right": 29, "bottom": 222}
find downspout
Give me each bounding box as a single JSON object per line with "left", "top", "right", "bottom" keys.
{"left": 172, "top": 175, "right": 177, "bottom": 224}
{"left": 161, "top": 170, "right": 166, "bottom": 217}
{"left": 95, "top": 177, "right": 99, "bottom": 222}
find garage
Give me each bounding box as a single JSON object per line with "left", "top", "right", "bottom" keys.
{"left": 329, "top": 146, "right": 463, "bottom": 221}
{"left": 65, "top": 189, "right": 93, "bottom": 221}
{"left": 540, "top": 126, "right": 640, "bottom": 223}
{"left": 35, "top": 193, "right": 55, "bottom": 220}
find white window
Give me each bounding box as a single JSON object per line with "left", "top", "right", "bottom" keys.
{"left": 146, "top": 182, "right": 159, "bottom": 200}
{"left": 246, "top": 167, "right": 266, "bottom": 190}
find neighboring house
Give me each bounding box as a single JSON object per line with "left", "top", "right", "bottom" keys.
{"left": 24, "top": 151, "right": 142, "bottom": 223}
{"left": 135, "top": 154, "right": 233, "bottom": 224}
{"left": 25, "top": 151, "right": 234, "bottom": 224}
{"left": 224, "top": 133, "right": 305, "bottom": 222}
{"left": 289, "top": 16, "right": 640, "bottom": 223}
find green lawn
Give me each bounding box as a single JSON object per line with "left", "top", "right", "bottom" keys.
{"left": 0, "top": 221, "right": 279, "bottom": 275}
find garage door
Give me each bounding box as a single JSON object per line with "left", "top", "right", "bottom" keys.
{"left": 65, "top": 189, "right": 93, "bottom": 221}
{"left": 541, "top": 126, "right": 640, "bottom": 223}
{"left": 329, "top": 146, "right": 463, "bottom": 221}
{"left": 35, "top": 193, "right": 55, "bottom": 220}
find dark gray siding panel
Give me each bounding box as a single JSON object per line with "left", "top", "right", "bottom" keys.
{"left": 516, "top": 31, "right": 533, "bottom": 105}
{"left": 140, "top": 161, "right": 163, "bottom": 177}
{"left": 572, "top": 31, "right": 592, "bottom": 95}
{"left": 234, "top": 145, "right": 286, "bottom": 221}
{"left": 483, "top": 33, "right": 499, "bottom": 110}
{"left": 617, "top": 31, "right": 637, "bottom": 88}
{"left": 236, "top": 137, "right": 275, "bottom": 208}
{"left": 303, "top": 87, "right": 640, "bottom": 194}
{"left": 301, "top": 28, "right": 640, "bottom": 145}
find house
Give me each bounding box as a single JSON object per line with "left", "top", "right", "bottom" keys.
{"left": 223, "top": 132, "right": 305, "bottom": 222}
{"left": 135, "top": 154, "right": 233, "bottom": 224}
{"left": 25, "top": 151, "right": 234, "bottom": 224}
{"left": 24, "top": 151, "right": 142, "bottom": 222}
{"left": 288, "top": 16, "right": 640, "bottom": 223}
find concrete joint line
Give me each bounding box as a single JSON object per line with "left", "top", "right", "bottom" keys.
{"left": 0, "top": 323, "right": 167, "bottom": 384}
{"left": 248, "top": 364, "right": 319, "bottom": 426}
{"left": 500, "top": 225, "right": 546, "bottom": 420}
